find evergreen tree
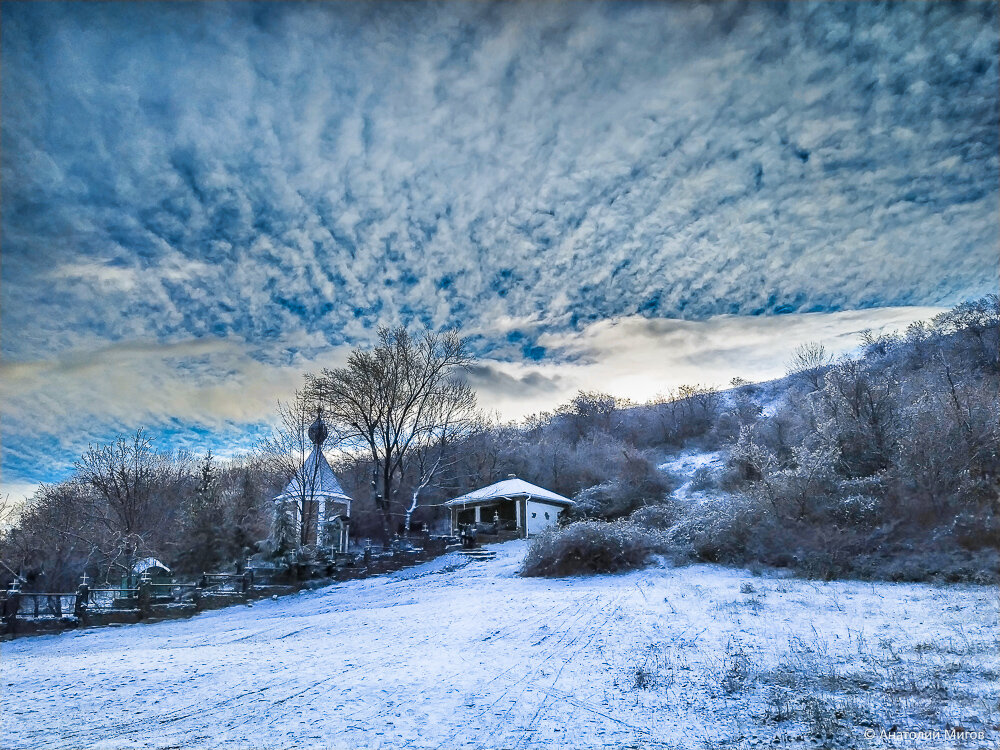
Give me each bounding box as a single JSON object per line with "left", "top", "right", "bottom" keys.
{"left": 179, "top": 451, "right": 224, "bottom": 572}
{"left": 270, "top": 499, "right": 297, "bottom": 557}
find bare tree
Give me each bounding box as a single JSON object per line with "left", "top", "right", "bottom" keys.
{"left": 786, "top": 341, "right": 832, "bottom": 390}
{"left": 305, "top": 327, "right": 477, "bottom": 539}
{"left": 76, "top": 429, "right": 157, "bottom": 537}
{"left": 816, "top": 358, "right": 900, "bottom": 477}
{"left": 655, "top": 384, "right": 720, "bottom": 441}
{"left": 74, "top": 428, "right": 184, "bottom": 574}
{"left": 0, "top": 494, "right": 28, "bottom": 584}
{"left": 403, "top": 453, "right": 443, "bottom": 537}
{"left": 556, "top": 391, "right": 621, "bottom": 443}
{"left": 458, "top": 415, "right": 518, "bottom": 486}
{"left": 0, "top": 494, "right": 17, "bottom": 532}
{"left": 400, "top": 396, "right": 469, "bottom": 535}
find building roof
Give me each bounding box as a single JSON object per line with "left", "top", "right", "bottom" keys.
{"left": 443, "top": 477, "right": 574, "bottom": 507}
{"left": 133, "top": 557, "right": 171, "bottom": 575}
{"left": 274, "top": 445, "right": 352, "bottom": 504}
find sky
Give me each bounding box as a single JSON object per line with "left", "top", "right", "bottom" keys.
{"left": 2, "top": 1, "right": 997, "bottom": 503}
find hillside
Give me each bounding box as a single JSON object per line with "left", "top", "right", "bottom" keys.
{"left": 2, "top": 542, "right": 997, "bottom": 749}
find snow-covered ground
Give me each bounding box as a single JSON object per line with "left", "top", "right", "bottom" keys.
{"left": 658, "top": 449, "right": 725, "bottom": 501}
{"left": 2, "top": 542, "right": 997, "bottom": 749}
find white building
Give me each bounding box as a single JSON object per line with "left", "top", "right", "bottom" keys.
{"left": 273, "top": 415, "right": 352, "bottom": 552}
{"left": 444, "top": 476, "right": 574, "bottom": 537}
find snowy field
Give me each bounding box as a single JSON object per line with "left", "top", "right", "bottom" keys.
{"left": 2, "top": 542, "right": 997, "bottom": 750}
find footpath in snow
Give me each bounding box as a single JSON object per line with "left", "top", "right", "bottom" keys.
{"left": 2, "top": 541, "right": 997, "bottom": 749}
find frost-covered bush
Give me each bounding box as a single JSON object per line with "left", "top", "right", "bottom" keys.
{"left": 521, "top": 521, "right": 665, "bottom": 577}
{"left": 570, "top": 481, "right": 633, "bottom": 520}
{"left": 566, "top": 452, "right": 672, "bottom": 521}
{"left": 629, "top": 503, "right": 677, "bottom": 530}
{"left": 687, "top": 466, "right": 718, "bottom": 493}
{"left": 665, "top": 493, "right": 768, "bottom": 565}
{"left": 829, "top": 494, "right": 882, "bottom": 528}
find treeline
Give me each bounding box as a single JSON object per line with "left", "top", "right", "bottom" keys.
{"left": 2, "top": 297, "right": 997, "bottom": 590}
{"left": 0, "top": 435, "right": 278, "bottom": 591}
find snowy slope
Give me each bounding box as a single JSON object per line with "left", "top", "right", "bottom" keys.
{"left": 2, "top": 542, "right": 997, "bottom": 749}
{"left": 658, "top": 449, "right": 725, "bottom": 502}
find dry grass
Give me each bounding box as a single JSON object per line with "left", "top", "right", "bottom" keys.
{"left": 614, "top": 578, "right": 999, "bottom": 749}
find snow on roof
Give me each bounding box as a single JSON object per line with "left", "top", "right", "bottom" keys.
{"left": 274, "top": 445, "right": 352, "bottom": 503}
{"left": 443, "top": 477, "right": 574, "bottom": 507}
{"left": 133, "top": 557, "right": 171, "bottom": 575}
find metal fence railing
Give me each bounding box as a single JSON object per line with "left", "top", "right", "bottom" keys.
{"left": 2, "top": 544, "right": 454, "bottom": 633}
{"left": 12, "top": 593, "right": 76, "bottom": 619}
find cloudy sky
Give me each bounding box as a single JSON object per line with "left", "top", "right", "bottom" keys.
{"left": 2, "top": 1, "right": 997, "bottom": 501}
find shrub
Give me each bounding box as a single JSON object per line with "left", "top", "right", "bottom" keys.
{"left": 567, "top": 453, "right": 672, "bottom": 521}
{"left": 687, "top": 465, "right": 718, "bottom": 493}
{"left": 570, "top": 481, "right": 636, "bottom": 520}
{"left": 665, "top": 493, "right": 766, "bottom": 564}
{"left": 720, "top": 641, "right": 755, "bottom": 694}
{"left": 521, "top": 520, "right": 665, "bottom": 577}
{"left": 629, "top": 503, "right": 677, "bottom": 530}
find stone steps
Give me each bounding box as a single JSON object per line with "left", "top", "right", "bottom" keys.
{"left": 455, "top": 549, "right": 497, "bottom": 562}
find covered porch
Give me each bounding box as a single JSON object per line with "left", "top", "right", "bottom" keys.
{"left": 450, "top": 496, "right": 524, "bottom": 536}
{"left": 444, "top": 476, "right": 574, "bottom": 538}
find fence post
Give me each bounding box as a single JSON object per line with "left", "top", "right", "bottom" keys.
{"left": 3, "top": 583, "right": 20, "bottom": 635}
{"left": 192, "top": 578, "right": 203, "bottom": 610}
{"left": 74, "top": 582, "right": 90, "bottom": 625}
{"left": 137, "top": 575, "right": 152, "bottom": 618}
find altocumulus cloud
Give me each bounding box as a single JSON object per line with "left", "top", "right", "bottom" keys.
{"left": 1, "top": 2, "right": 997, "bottom": 498}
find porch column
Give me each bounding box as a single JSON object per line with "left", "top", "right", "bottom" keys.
{"left": 317, "top": 498, "right": 327, "bottom": 546}
{"left": 515, "top": 498, "right": 522, "bottom": 535}
{"left": 474, "top": 505, "right": 481, "bottom": 523}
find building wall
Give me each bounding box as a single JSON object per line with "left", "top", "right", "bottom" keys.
{"left": 525, "top": 499, "right": 565, "bottom": 536}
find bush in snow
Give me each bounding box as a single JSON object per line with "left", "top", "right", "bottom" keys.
{"left": 521, "top": 521, "right": 666, "bottom": 577}
{"left": 687, "top": 465, "right": 719, "bottom": 493}
{"left": 566, "top": 451, "right": 672, "bottom": 521}
{"left": 628, "top": 503, "right": 678, "bottom": 530}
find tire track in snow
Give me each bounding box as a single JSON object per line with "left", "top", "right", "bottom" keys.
{"left": 470, "top": 588, "right": 630, "bottom": 750}
{"left": 505, "top": 588, "right": 642, "bottom": 750}
{"left": 427, "top": 591, "right": 596, "bottom": 750}
{"left": 34, "top": 588, "right": 454, "bottom": 747}
{"left": 40, "top": 672, "right": 294, "bottom": 748}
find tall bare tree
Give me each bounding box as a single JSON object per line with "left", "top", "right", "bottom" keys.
{"left": 304, "top": 327, "right": 476, "bottom": 538}
{"left": 787, "top": 341, "right": 833, "bottom": 390}
{"left": 401, "top": 398, "right": 466, "bottom": 536}
{"left": 74, "top": 428, "right": 184, "bottom": 573}
{"left": 76, "top": 428, "right": 158, "bottom": 537}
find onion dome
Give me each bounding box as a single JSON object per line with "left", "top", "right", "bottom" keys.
{"left": 308, "top": 414, "right": 329, "bottom": 446}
